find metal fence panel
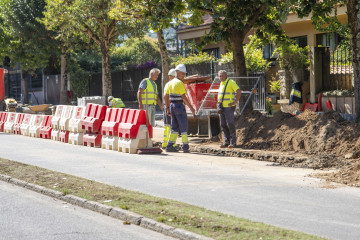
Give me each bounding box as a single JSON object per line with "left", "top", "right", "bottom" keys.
{"left": 46, "top": 74, "right": 61, "bottom": 105}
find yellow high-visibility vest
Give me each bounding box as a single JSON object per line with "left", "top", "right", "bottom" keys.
{"left": 218, "top": 79, "right": 239, "bottom": 107}
{"left": 141, "top": 78, "right": 157, "bottom": 105}
{"left": 111, "top": 98, "right": 125, "bottom": 108}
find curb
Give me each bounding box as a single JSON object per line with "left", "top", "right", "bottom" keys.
{"left": 0, "top": 174, "right": 213, "bottom": 240}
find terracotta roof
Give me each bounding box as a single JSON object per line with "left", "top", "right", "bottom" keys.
{"left": 177, "top": 15, "right": 213, "bottom": 31}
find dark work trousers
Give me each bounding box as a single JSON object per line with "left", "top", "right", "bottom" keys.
{"left": 170, "top": 103, "right": 188, "bottom": 134}
{"left": 219, "top": 106, "right": 236, "bottom": 145}
{"left": 163, "top": 106, "right": 171, "bottom": 125}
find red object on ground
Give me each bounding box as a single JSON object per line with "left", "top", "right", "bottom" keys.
{"left": 118, "top": 109, "right": 152, "bottom": 139}
{"left": 39, "top": 115, "right": 53, "bottom": 139}
{"left": 326, "top": 100, "right": 333, "bottom": 111}
{"left": 0, "top": 112, "right": 8, "bottom": 132}
{"left": 302, "top": 103, "right": 318, "bottom": 112}
{"left": 0, "top": 69, "right": 5, "bottom": 101}
{"left": 318, "top": 93, "right": 322, "bottom": 111}
{"left": 185, "top": 82, "right": 220, "bottom": 111}
{"left": 59, "top": 130, "right": 70, "bottom": 143}
{"left": 83, "top": 133, "right": 102, "bottom": 147}
{"left": 81, "top": 103, "right": 107, "bottom": 134}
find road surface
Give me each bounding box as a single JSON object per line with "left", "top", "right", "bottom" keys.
{"left": 0, "top": 181, "right": 174, "bottom": 240}
{"left": 1, "top": 132, "right": 360, "bottom": 239}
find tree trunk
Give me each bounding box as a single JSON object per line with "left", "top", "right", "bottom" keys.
{"left": 101, "top": 43, "right": 112, "bottom": 97}
{"left": 21, "top": 70, "right": 28, "bottom": 104}
{"left": 60, "top": 46, "right": 69, "bottom": 104}
{"left": 229, "top": 29, "right": 247, "bottom": 77}
{"left": 347, "top": 0, "right": 360, "bottom": 122}
{"left": 156, "top": 29, "right": 169, "bottom": 97}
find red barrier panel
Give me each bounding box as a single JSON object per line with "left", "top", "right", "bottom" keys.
{"left": 0, "top": 112, "right": 8, "bottom": 132}
{"left": 81, "top": 104, "right": 107, "bottom": 134}
{"left": 118, "top": 109, "right": 152, "bottom": 139}
{"left": 101, "top": 108, "right": 119, "bottom": 136}
{"left": 118, "top": 109, "right": 129, "bottom": 137}
{"left": 83, "top": 133, "right": 102, "bottom": 147}
{"left": 39, "top": 115, "right": 53, "bottom": 139}
{"left": 13, "top": 113, "right": 25, "bottom": 134}
{"left": 185, "top": 82, "right": 220, "bottom": 111}
{"left": 59, "top": 130, "right": 70, "bottom": 143}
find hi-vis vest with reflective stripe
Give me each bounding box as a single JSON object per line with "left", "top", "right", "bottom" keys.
{"left": 141, "top": 78, "right": 157, "bottom": 105}
{"left": 218, "top": 79, "right": 236, "bottom": 107}
{"left": 111, "top": 98, "right": 125, "bottom": 108}
{"left": 168, "top": 78, "right": 184, "bottom": 103}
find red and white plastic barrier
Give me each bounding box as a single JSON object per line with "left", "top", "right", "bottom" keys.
{"left": 81, "top": 103, "right": 107, "bottom": 148}
{"left": 0, "top": 112, "right": 8, "bottom": 132}
{"left": 4, "top": 112, "right": 18, "bottom": 133}
{"left": 118, "top": 109, "right": 153, "bottom": 154}
{"left": 29, "top": 115, "right": 44, "bottom": 138}
{"left": 101, "top": 108, "right": 125, "bottom": 151}
{"left": 39, "top": 115, "right": 53, "bottom": 139}
{"left": 14, "top": 113, "right": 28, "bottom": 135}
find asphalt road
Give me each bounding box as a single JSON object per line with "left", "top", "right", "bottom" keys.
{"left": 0, "top": 181, "right": 174, "bottom": 240}
{"left": 1, "top": 132, "right": 360, "bottom": 240}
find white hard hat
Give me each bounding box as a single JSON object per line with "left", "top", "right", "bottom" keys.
{"left": 168, "top": 68, "right": 176, "bottom": 76}
{"left": 175, "top": 64, "right": 187, "bottom": 73}
{"left": 108, "top": 96, "right": 113, "bottom": 102}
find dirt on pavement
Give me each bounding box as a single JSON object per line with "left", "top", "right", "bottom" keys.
{"left": 208, "top": 110, "right": 360, "bottom": 187}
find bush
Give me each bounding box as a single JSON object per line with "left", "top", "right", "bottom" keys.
{"left": 275, "top": 44, "right": 310, "bottom": 72}
{"left": 173, "top": 52, "right": 215, "bottom": 66}
{"left": 111, "top": 36, "right": 161, "bottom": 70}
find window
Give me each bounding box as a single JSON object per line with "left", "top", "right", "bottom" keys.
{"left": 263, "top": 44, "right": 276, "bottom": 60}
{"left": 202, "top": 48, "right": 220, "bottom": 59}
{"left": 291, "top": 36, "right": 308, "bottom": 48}
{"left": 316, "top": 32, "right": 341, "bottom": 51}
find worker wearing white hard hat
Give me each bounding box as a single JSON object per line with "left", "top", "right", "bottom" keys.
{"left": 163, "top": 64, "right": 195, "bottom": 153}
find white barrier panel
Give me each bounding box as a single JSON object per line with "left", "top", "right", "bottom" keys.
{"left": 29, "top": 115, "right": 44, "bottom": 138}
{"left": 101, "top": 136, "right": 119, "bottom": 151}
{"left": 21, "top": 115, "right": 36, "bottom": 136}
{"left": 51, "top": 105, "right": 65, "bottom": 130}
{"left": 68, "top": 106, "right": 85, "bottom": 133}
{"left": 68, "top": 132, "right": 84, "bottom": 145}
{"left": 51, "top": 129, "right": 60, "bottom": 141}
{"left": 59, "top": 106, "right": 74, "bottom": 131}
{"left": 4, "top": 113, "right": 18, "bottom": 134}
{"left": 118, "top": 125, "right": 152, "bottom": 154}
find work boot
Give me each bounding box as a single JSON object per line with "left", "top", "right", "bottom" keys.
{"left": 228, "top": 144, "right": 235, "bottom": 149}
{"left": 220, "top": 143, "right": 229, "bottom": 148}
{"left": 182, "top": 144, "right": 190, "bottom": 153}
{"left": 166, "top": 146, "right": 179, "bottom": 152}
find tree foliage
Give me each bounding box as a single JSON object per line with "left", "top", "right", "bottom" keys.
{"left": 112, "top": 36, "right": 161, "bottom": 70}
{"left": 44, "top": 0, "right": 147, "bottom": 96}
{"left": 186, "top": 0, "right": 292, "bottom": 77}
{"left": 0, "top": 0, "right": 59, "bottom": 70}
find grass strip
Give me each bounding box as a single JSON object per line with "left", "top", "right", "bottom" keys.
{"left": 0, "top": 157, "right": 325, "bottom": 240}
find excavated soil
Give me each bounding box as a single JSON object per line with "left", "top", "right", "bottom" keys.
{"left": 214, "top": 110, "right": 360, "bottom": 187}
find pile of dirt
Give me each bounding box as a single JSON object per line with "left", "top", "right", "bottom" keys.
{"left": 233, "top": 110, "right": 360, "bottom": 163}
{"left": 223, "top": 110, "right": 360, "bottom": 186}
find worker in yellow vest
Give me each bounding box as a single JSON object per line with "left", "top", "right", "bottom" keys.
{"left": 137, "top": 68, "right": 163, "bottom": 126}
{"left": 107, "top": 96, "right": 125, "bottom": 108}
{"left": 217, "top": 70, "right": 241, "bottom": 148}
{"left": 164, "top": 64, "right": 195, "bottom": 153}
{"left": 162, "top": 68, "right": 176, "bottom": 149}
